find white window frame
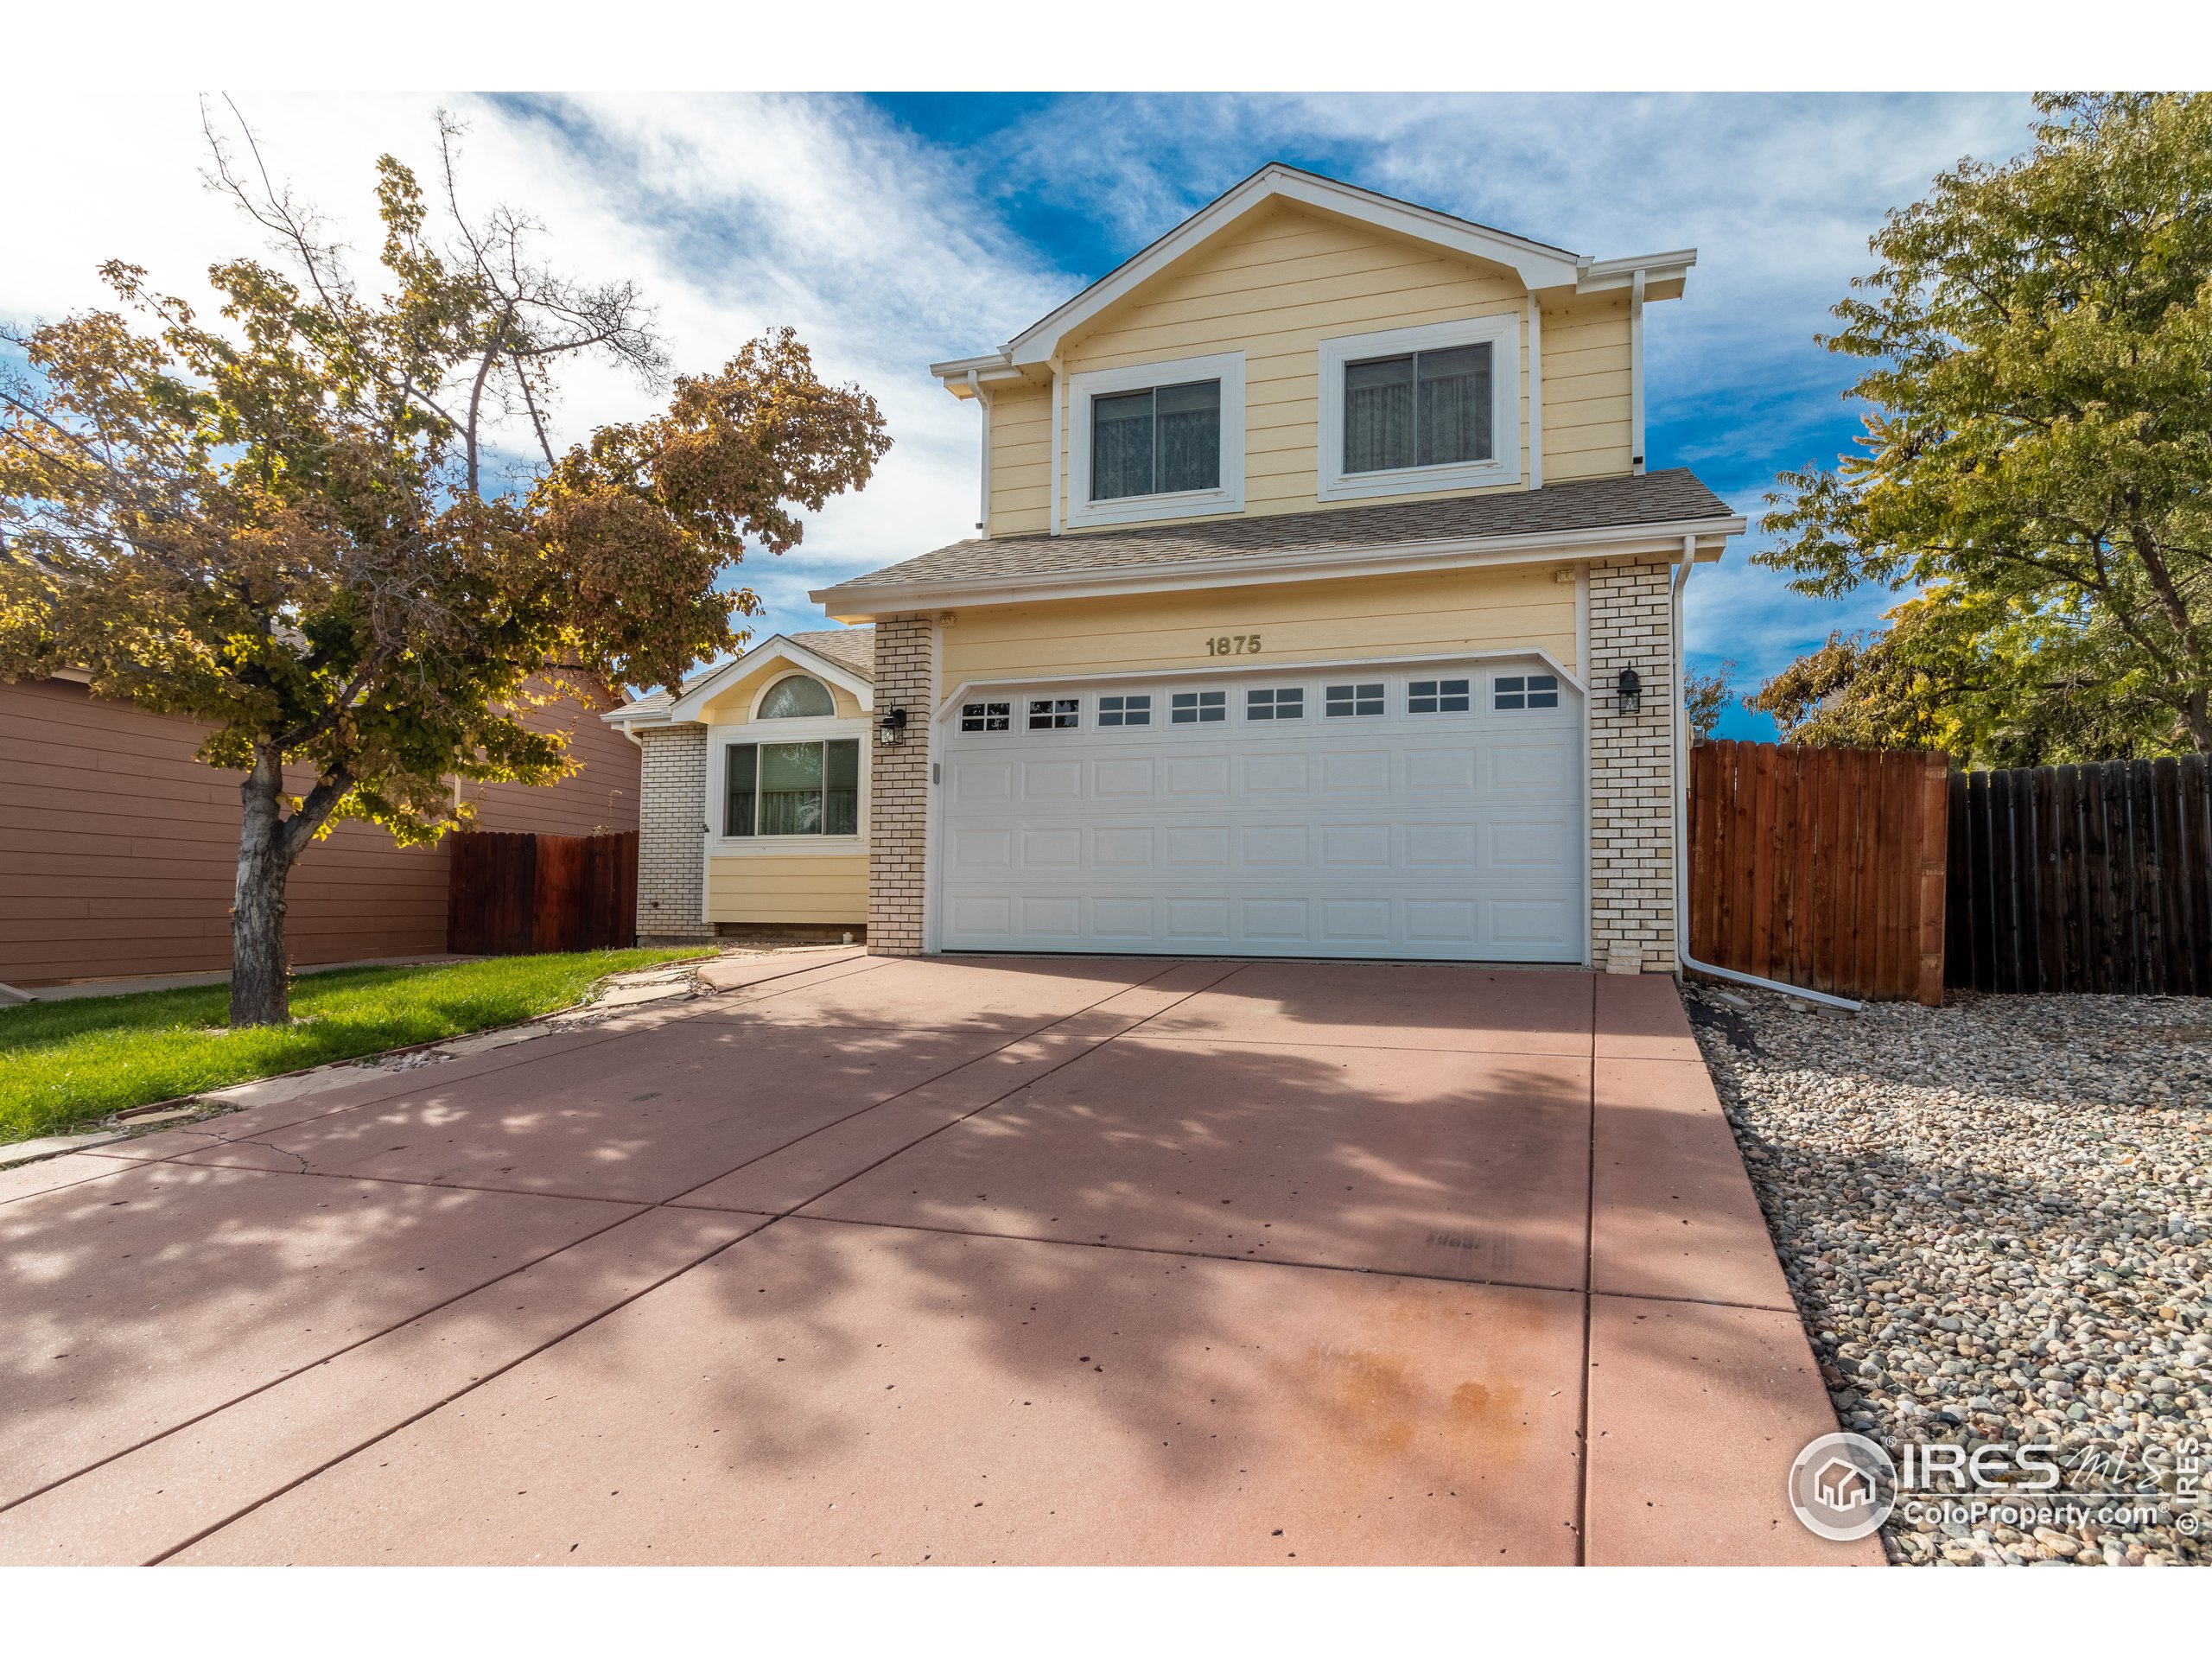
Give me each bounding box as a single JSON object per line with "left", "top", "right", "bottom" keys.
{"left": 1066, "top": 350, "right": 1246, "bottom": 529}
{"left": 706, "top": 711, "right": 870, "bottom": 855}
{"left": 1315, "top": 315, "right": 1522, "bottom": 503}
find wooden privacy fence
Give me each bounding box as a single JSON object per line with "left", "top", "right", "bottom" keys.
{"left": 447, "top": 830, "right": 639, "bottom": 957}
{"left": 1946, "top": 757, "right": 2212, "bottom": 995}
{"left": 1688, "top": 741, "right": 1950, "bottom": 1004}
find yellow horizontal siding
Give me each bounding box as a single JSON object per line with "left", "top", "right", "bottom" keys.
{"left": 939, "top": 563, "right": 1577, "bottom": 690}
{"left": 980, "top": 205, "right": 1641, "bottom": 535}
{"left": 707, "top": 853, "right": 868, "bottom": 925}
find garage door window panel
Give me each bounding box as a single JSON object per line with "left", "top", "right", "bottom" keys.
{"left": 1028, "top": 698, "right": 1081, "bottom": 731}
{"left": 960, "top": 701, "right": 1011, "bottom": 733}
{"left": 1171, "top": 690, "right": 1227, "bottom": 725}
{"left": 1246, "top": 687, "right": 1304, "bottom": 721}
{"left": 1408, "top": 678, "right": 1471, "bottom": 715}
{"left": 1098, "top": 694, "right": 1152, "bottom": 728}
{"left": 1494, "top": 674, "right": 1560, "bottom": 711}
{"left": 1325, "top": 683, "right": 1385, "bottom": 718}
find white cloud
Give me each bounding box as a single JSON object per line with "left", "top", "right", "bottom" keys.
{"left": 8, "top": 90, "right": 2045, "bottom": 696}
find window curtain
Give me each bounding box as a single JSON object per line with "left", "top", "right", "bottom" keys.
{"left": 1344, "top": 344, "right": 1492, "bottom": 473}
{"left": 1416, "top": 344, "right": 1491, "bottom": 467}
{"left": 1091, "top": 391, "right": 1154, "bottom": 500}
{"left": 724, "top": 744, "right": 757, "bottom": 837}
{"left": 1344, "top": 355, "right": 1415, "bottom": 472}
{"left": 1154, "top": 380, "right": 1220, "bottom": 493}
{"left": 757, "top": 741, "right": 824, "bottom": 836}
{"left": 823, "top": 740, "right": 860, "bottom": 836}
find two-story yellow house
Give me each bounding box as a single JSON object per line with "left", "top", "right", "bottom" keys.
{"left": 628, "top": 163, "right": 1741, "bottom": 970}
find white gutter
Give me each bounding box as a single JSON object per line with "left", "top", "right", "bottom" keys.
{"left": 1671, "top": 540, "right": 1861, "bottom": 1012}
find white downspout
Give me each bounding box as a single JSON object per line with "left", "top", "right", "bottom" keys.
{"left": 1630, "top": 269, "right": 1646, "bottom": 476}
{"left": 968, "top": 370, "right": 992, "bottom": 537}
{"left": 1671, "top": 539, "right": 1862, "bottom": 1012}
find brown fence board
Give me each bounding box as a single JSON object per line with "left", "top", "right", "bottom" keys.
{"left": 1942, "top": 756, "right": 2212, "bottom": 996}
{"left": 447, "top": 830, "right": 638, "bottom": 956}
{"left": 1688, "top": 741, "right": 1949, "bottom": 1004}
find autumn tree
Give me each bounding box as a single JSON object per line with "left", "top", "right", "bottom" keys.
{"left": 0, "top": 108, "right": 888, "bottom": 1026}
{"left": 1759, "top": 92, "right": 2212, "bottom": 758}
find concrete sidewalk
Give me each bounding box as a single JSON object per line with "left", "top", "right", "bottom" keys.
{"left": 0, "top": 955, "right": 1877, "bottom": 1565}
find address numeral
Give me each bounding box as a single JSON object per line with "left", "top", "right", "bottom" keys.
{"left": 1204, "top": 634, "right": 1262, "bottom": 656}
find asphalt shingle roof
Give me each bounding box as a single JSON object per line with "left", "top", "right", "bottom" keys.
{"left": 817, "top": 470, "right": 1734, "bottom": 598}
{"left": 609, "top": 626, "right": 874, "bottom": 721}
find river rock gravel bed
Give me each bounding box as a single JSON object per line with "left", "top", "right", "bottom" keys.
{"left": 1687, "top": 982, "right": 2211, "bottom": 1567}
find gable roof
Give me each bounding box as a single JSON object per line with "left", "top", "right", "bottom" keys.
{"left": 812, "top": 472, "right": 1741, "bottom": 618}
{"left": 604, "top": 627, "right": 874, "bottom": 728}
{"left": 932, "top": 162, "right": 1695, "bottom": 394}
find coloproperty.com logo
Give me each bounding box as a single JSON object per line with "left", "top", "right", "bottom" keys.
{"left": 1787, "top": 1431, "right": 2203, "bottom": 1542}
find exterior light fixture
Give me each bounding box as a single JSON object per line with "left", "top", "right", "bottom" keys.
{"left": 1616, "top": 667, "right": 1643, "bottom": 715}
{"left": 877, "top": 706, "right": 908, "bottom": 747}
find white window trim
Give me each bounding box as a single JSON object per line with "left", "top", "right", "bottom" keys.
{"left": 1316, "top": 315, "right": 1522, "bottom": 503}
{"left": 1065, "top": 351, "right": 1245, "bottom": 529}
{"left": 706, "top": 714, "right": 871, "bottom": 855}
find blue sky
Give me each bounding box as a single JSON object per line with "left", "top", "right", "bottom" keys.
{"left": 7, "top": 92, "right": 2041, "bottom": 734}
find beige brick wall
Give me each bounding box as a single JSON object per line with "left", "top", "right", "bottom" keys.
{"left": 1587, "top": 557, "right": 1678, "bottom": 973}
{"left": 635, "top": 724, "right": 715, "bottom": 944}
{"left": 866, "top": 613, "right": 933, "bottom": 956}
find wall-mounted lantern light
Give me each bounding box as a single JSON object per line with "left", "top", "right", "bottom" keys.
{"left": 877, "top": 706, "right": 909, "bottom": 747}
{"left": 1616, "top": 667, "right": 1643, "bottom": 715}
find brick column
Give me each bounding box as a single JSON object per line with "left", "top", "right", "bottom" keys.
{"left": 634, "top": 723, "right": 715, "bottom": 945}
{"left": 1587, "top": 558, "right": 1678, "bottom": 973}
{"left": 867, "top": 613, "right": 933, "bottom": 956}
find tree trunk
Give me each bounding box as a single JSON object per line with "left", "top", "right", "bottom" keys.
{"left": 229, "top": 747, "right": 295, "bottom": 1027}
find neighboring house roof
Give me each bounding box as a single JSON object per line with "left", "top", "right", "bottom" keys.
{"left": 605, "top": 627, "right": 875, "bottom": 728}
{"left": 931, "top": 162, "right": 1695, "bottom": 395}
{"left": 814, "top": 472, "right": 1742, "bottom": 616}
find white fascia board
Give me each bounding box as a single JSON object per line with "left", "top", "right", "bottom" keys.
{"left": 1576, "top": 250, "right": 1698, "bottom": 295}
{"left": 928, "top": 353, "right": 1024, "bottom": 397}
{"left": 660, "top": 636, "right": 875, "bottom": 724}
{"left": 810, "top": 513, "right": 1746, "bottom": 619}
{"left": 998, "top": 165, "right": 1587, "bottom": 371}
{"left": 600, "top": 703, "right": 671, "bottom": 728}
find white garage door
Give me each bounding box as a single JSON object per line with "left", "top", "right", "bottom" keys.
{"left": 936, "top": 659, "right": 1586, "bottom": 963}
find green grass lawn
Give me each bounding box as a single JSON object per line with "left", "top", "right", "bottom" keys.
{"left": 0, "top": 948, "right": 713, "bottom": 1144}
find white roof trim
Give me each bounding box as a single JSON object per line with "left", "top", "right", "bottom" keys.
{"left": 605, "top": 635, "right": 874, "bottom": 728}
{"left": 812, "top": 514, "right": 1745, "bottom": 620}
{"left": 930, "top": 165, "right": 1696, "bottom": 391}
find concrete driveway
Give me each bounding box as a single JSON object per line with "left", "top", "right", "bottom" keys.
{"left": 0, "top": 953, "right": 1878, "bottom": 1566}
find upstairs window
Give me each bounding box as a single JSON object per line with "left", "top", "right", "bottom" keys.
{"left": 1317, "top": 318, "right": 1519, "bottom": 503}
{"left": 1344, "top": 346, "right": 1492, "bottom": 474}
{"left": 725, "top": 740, "right": 859, "bottom": 837}
{"left": 758, "top": 674, "right": 836, "bottom": 719}
{"left": 1091, "top": 380, "right": 1221, "bottom": 501}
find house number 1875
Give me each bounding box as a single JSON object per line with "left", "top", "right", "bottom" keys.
{"left": 1205, "top": 634, "right": 1261, "bottom": 656}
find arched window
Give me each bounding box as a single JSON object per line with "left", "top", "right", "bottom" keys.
{"left": 759, "top": 674, "right": 835, "bottom": 719}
